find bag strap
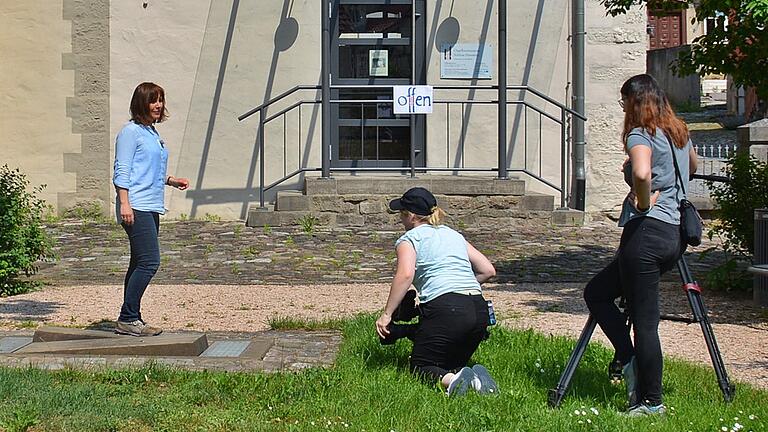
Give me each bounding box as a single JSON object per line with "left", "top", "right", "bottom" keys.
{"left": 665, "top": 131, "right": 687, "bottom": 198}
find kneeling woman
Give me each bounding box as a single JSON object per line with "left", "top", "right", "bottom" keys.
{"left": 375, "top": 187, "right": 498, "bottom": 396}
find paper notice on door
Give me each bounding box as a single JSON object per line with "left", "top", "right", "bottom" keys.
{"left": 369, "top": 50, "right": 389, "bottom": 77}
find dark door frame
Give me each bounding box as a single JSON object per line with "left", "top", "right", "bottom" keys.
{"left": 330, "top": 0, "right": 426, "bottom": 168}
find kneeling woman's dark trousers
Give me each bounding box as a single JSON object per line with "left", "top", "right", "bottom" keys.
{"left": 584, "top": 216, "right": 680, "bottom": 406}
{"left": 410, "top": 292, "right": 489, "bottom": 382}
{"left": 119, "top": 210, "right": 160, "bottom": 323}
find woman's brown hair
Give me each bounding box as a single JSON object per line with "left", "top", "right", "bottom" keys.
{"left": 620, "top": 74, "right": 688, "bottom": 149}
{"left": 130, "top": 82, "right": 168, "bottom": 125}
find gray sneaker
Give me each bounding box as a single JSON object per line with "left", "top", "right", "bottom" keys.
{"left": 115, "top": 320, "right": 163, "bottom": 337}
{"left": 622, "top": 357, "right": 638, "bottom": 407}
{"left": 471, "top": 364, "right": 499, "bottom": 395}
{"left": 447, "top": 367, "right": 476, "bottom": 397}
{"left": 626, "top": 403, "right": 666, "bottom": 417}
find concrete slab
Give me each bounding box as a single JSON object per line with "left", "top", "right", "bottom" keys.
{"left": 551, "top": 208, "right": 585, "bottom": 226}
{"left": 33, "top": 326, "right": 121, "bottom": 342}
{"left": 240, "top": 336, "right": 274, "bottom": 359}
{"left": 15, "top": 333, "right": 209, "bottom": 357}
{"left": 200, "top": 340, "right": 250, "bottom": 358}
{"left": 0, "top": 337, "right": 33, "bottom": 353}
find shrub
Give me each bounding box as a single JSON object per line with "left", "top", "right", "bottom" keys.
{"left": 0, "top": 165, "right": 53, "bottom": 296}
{"left": 708, "top": 151, "right": 768, "bottom": 256}
{"left": 704, "top": 151, "right": 768, "bottom": 292}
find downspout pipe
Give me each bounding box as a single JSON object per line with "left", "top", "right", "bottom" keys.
{"left": 498, "top": 0, "right": 508, "bottom": 179}
{"left": 572, "top": 0, "right": 586, "bottom": 210}
{"left": 321, "top": 0, "right": 331, "bottom": 178}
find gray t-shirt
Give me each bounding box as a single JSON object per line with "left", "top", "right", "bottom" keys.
{"left": 618, "top": 127, "right": 692, "bottom": 227}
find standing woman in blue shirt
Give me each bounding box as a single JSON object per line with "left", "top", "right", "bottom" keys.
{"left": 583, "top": 74, "right": 698, "bottom": 416}
{"left": 113, "top": 82, "right": 189, "bottom": 336}
{"left": 375, "top": 187, "right": 498, "bottom": 396}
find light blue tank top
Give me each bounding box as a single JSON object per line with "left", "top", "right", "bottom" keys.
{"left": 395, "top": 224, "right": 481, "bottom": 303}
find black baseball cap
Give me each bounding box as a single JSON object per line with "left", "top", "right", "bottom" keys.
{"left": 389, "top": 187, "right": 437, "bottom": 216}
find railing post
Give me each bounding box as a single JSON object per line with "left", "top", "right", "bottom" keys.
{"left": 497, "top": 0, "right": 508, "bottom": 180}
{"left": 259, "top": 107, "right": 266, "bottom": 209}
{"left": 321, "top": 0, "right": 331, "bottom": 178}
{"left": 409, "top": 0, "right": 417, "bottom": 178}
{"left": 560, "top": 110, "right": 568, "bottom": 208}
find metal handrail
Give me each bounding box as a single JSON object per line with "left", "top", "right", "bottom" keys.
{"left": 239, "top": 84, "right": 585, "bottom": 209}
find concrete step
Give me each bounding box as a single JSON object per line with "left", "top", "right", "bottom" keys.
{"left": 305, "top": 176, "right": 526, "bottom": 196}
{"left": 249, "top": 191, "right": 557, "bottom": 227}
{"left": 33, "top": 326, "right": 122, "bottom": 343}
{"left": 15, "top": 333, "right": 209, "bottom": 356}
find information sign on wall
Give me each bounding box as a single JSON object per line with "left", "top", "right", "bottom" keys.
{"left": 440, "top": 43, "right": 493, "bottom": 79}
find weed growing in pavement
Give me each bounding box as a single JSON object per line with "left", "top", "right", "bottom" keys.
{"left": 297, "top": 214, "right": 319, "bottom": 234}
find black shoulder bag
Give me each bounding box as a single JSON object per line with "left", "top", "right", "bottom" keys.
{"left": 668, "top": 136, "right": 703, "bottom": 247}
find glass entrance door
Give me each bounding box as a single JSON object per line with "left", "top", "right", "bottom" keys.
{"left": 331, "top": 0, "right": 426, "bottom": 168}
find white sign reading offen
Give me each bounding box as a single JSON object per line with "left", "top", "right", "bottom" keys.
{"left": 393, "top": 85, "right": 433, "bottom": 115}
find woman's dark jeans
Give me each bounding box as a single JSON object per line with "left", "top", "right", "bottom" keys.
{"left": 584, "top": 216, "right": 681, "bottom": 406}
{"left": 410, "top": 292, "right": 490, "bottom": 382}
{"left": 119, "top": 210, "right": 160, "bottom": 323}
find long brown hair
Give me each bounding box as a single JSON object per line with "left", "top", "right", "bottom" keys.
{"left": 130, "top": 82, "right": 168, "bottom": 125}
{"left": 620, "top": 74, "right": 688, "bottom": 149}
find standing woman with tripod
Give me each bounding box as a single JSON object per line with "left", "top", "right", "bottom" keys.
{"left": 583, "top": 74, "right": 698, "bottom": 416}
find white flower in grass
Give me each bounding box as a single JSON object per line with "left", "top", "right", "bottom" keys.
{"left": 540, "top": 368, "right": 545, "bottom": 373}
{"left": 590, "top": 407, "right": 599, "bottom": 415}
{"left": 578, "top": 420, "right": 584, "bottom": 424}
{"left": 722, "top": 426, "right": 728, "bottom": 431}
{"left": 587, "top": 419, "right": 592, "bottom": 424}
{"left": 574, "top": 410, "right": 581, "bottom": 416}
{"left": 734, "top": 423, "right": 743, "bottom": 430}
{"left": 748, "top": 415, "right": 755, "bottom": 420}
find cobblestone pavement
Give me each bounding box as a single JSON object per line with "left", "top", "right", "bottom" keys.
{"left": 34, "top": 217, "right": 728, "bottom": 287}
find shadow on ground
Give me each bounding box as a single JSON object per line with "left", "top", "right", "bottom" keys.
{"left": 0, "top": 299, "right": 63, "bottom": 322}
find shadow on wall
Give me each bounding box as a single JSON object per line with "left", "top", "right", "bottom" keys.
{"left": 182, "top": 0, "right": 562, "bottom": 219}
{"left": 184, "top": 0, "right": 318, "bottom": 220}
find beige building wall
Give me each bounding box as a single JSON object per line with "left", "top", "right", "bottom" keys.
{"left": 583, "top": 0, "right": 647, "bottom": 212}
{"left": 0, "top": 1, "right": 80, "bottom": 212}
{"left": 3, "top": 0, "right": 646, "bottom": 219}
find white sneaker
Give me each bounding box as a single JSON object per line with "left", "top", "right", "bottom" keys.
{"left": 471, "top": 364, "right": 499, "bottom": 395}
{"left": 447, "top": 367, "right": 476, "bottom": 397}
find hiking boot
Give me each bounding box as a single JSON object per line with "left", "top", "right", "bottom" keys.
{"left": 622, "top": 357, "right": 639, "bottom": 407}
{"left": 447, "top": 367, "right": 476, "bottom": 397}
{"left": 626, "top": 403, "right": 666, "bottom": 417}
{"left": 471, "top": 364, "right": 499, "bottom": 395}
{"left": 115, "top": 320, "right": 163, "bottom": 337}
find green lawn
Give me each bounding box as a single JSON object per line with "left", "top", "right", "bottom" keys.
{"left": 0, "top": 315, "right": 765, "bottom": 432}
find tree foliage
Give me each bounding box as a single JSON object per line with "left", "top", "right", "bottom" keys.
{"left": 601, "top": 1, "right": 768, "bottom": 101}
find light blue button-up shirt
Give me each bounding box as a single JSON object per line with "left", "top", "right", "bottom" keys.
{"left": 113, "top": 121, "right": 169, "bottom": 215}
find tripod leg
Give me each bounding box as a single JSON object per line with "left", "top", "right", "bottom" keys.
{"left": 548, "top": 315, "right": 597, "bottom": 408}
{"left": 677, "top": 257, "right": 736, "bottom": 402}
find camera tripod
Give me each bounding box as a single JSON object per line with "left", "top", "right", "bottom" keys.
{"left": 548, "top": 255, "right": 736, "bottom": 408}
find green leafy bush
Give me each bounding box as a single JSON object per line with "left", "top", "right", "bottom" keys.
{"left": 704, "top": 151, "right": 768, "bottom": 292}
{"left": 709, "top": 151, "right": 768, "bottom": 255}
{"left": 0, "top": 165, "right": 52, "bottom": 296}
